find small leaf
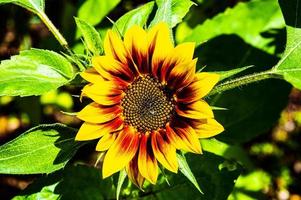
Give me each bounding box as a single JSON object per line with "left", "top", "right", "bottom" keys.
{"left": 0, "top": 48, "right": 74, "bottom": 97}
{"left": 77, "top": 0, "right": 121, "bottom": 26}
{"left": 150, "top": 0, "right": 194, "bottom": 28}
{"left": 273, "top": 0, "right": 301, "bottom": 89}
{"left": 116, "top": 169, "right": 127, "bottom": 200}
{"left": 0, "top": 123, "right": 82, "bottom": 174}
{"left": 0, "top": 0, "right": 44, "bottom": 13}
{"left": 177, "top": 153, "right": 203, "bottom": 194}
{"left": 75, "top": 17, "right": 103, "bottom": 55}
{"left": 113, "top": 1, "right": 155, "bottom": 36}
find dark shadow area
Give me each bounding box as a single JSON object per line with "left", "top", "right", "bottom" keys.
{"left": 194, "top": 34, "right": 291, "bottom": 144}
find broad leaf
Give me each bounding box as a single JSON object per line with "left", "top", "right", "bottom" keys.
{"left": 0, "top": 49, "right": 74, "bottom": 96}
{"left": 0, "top": 124, "right": 82, "bottom": 174}
{"left": 13, "top": 153, "right": 241, "bottom": 200}
{"left": 114, "top": 1, "right": 155, "bottom": 36}
{"left": 75, "top": 17, "right": 103, "bottom": 55}
{"left": 150, "top": 0, "right": 194, "bottom": 28}
{"left": 181, "top": 0, "right": 284, "bottom": 54}
{"left": 13, "top": 165, "right": 115, "bottom": 200}
{"left": 77, "top": 0, "right": 121, "bottom": 26}
{"left": 273, "top": 0, "right": 301, "bottom": 89}
{"left": 142, "top": 152, "right": 242, "bottom": 200}
{"left": 0, "top": 0, "right": 44, "bottom": 13}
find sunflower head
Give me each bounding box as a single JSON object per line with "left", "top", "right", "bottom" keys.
{"left": 76, "top": 23, "right": 224, "bottom": 187}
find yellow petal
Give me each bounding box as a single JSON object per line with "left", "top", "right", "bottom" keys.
{"left": 80, "top": 68, "right": 103, "bottom": 83}
{"left": 138, "top": 134, "right": 158, "bottom": 184}
{"left": 195, "top": 118, "right": 224, "bottom": 138}
{"left": 173, "top": 125, "right": 202, "bottom": 154}
{"left": 92, "top": 56, "right": 133, "bottom": 83}
{"left": 77, "top": 103, "right": 121, "bottom": 123}
{"left": 102, "top": 126, "right": 139, "bottom": 178}
{"left": 96, "top": 133, "right": 117, "bottom": 151}
{"left": 148, "top": 23, "right": 173, "bottom": 78}
{"left": 172, "top": 42, "right": 195, "bottom": 63}
{"left": 124, "top": 25, "right": 148, "bottom": 74}
{"left": 151, "top": 131, "right": 178, "bottom": 173}
{"left": 76, "top": 118, "right": 123, "bottom": 141}
{"left": 104, "top": 30, "right": 127, "bottom": 63}
{"left": 175, "top": 100, "right": 214, "bottom": 119}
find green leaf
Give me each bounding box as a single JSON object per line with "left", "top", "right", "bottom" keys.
{"left": 75, "top": 17, "right": 103, "bottom": 55}
{"left": 13, "top": 165, "right": 115, "bottom": 200}
{"left": 116, "top": 169, "right": 127, "bottom": 200}
{"left": 150, "top": 0, "right": 194, "bottom": 28}
{"left": 273, "top": 0, "right": 301, "bottom": 89}
{"left": 0, "top": 123, "right": 82, "bottom": 174}
{"left": 77, "top": 0, "right": 121, "bottom": 26}
{"left": 182, "top": 0, "right": 284, "bottom": 54}
{"left": 0, "top": 48, "right": 74, "bottom": 97}
{"left": 113, "top": 1, "right": 155, "bottom": 36}
{"left": 0, "top": 0, "right": 44, "bottom": 13}
{"left": 142, "top": 152, "right": 242, "bottom": 200}
{"left": 177, "top": 153, "right": 203, "bottom": 194}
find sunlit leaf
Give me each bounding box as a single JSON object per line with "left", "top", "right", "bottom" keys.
{"left": 181, "top": 0, "right": 284, "bottom": 54}
{"left": 114, "top": 1, "right": 154, "bottom": 36}
{"left": 0, "top": 49, "right": 74, "bottom": 97}
{"left": 150, "top": 0, "right": 194, "bottom": 28}
{"left": 75, "top": 17, "right": 103, "bottom": 55}
{"left": 77, "top": 0, "right": 121, "bottom": 26}
{"left": 0, "top": 0, "right": 44, "bottom": 13}
{"left": 273, "top": 0, "right": 301, "bottom": 89}
{"left": 0, "top": 124, "right": 82, "bottom": 174}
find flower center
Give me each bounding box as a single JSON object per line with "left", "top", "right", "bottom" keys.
{"left": 121, "top": 75, "right": 174, "bottom": 132}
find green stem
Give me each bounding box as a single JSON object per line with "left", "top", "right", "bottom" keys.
{"left": 208, "top": 70, "right": 282, "bottom": 96}
{"left": 37, "top": 11, "right": 72, "bottom": 54}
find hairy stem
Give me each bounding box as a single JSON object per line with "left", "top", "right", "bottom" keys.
{"left": 208, "top": 70, "right": 282, "bottom": 96}
{"left": 37, "top": 11, "right": 72, "bottom": 54}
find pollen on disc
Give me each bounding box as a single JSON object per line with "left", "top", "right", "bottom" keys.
{"left": 121, "top": 75, "right": 174, "bottom": 132}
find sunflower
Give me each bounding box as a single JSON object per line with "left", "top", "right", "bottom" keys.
{"left": 76, "top": 23, "right": 224, "bottom": 187}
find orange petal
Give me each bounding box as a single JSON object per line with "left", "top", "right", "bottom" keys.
{"left": 194, "top": 118, "right": 224, "bottom": 138}
{"left": 151, "top": 131, "right": 178, "bottom": 173}
{"left": 92, "top": 56, "right": 133, "bottom": 83}
{"left": 104, "top": 30, "right": 128, "bottom": 64}
{"left": 126, "top": 154, "right": 145, "bottom": 188}
{"left": 80, "top": 68, "right": 103, "bottom": 83}
{"left": 102, "top": 126, "right": 140, "bottom": 178}
{"left": 96, "top": 132, "right": 118, "bottom": 151}
{"left": 138, "top": 134, "right": 158, "bottom": 184}
{"left": 176, "top": 72, "right": 220, "bottom": 103}
{"left": 75, "top": 118, "right": 122, "bottom": 141}
{"left": 77, "top": 103, "right": 121, "bottom": 123}
{"left": 175, "top": 100, "right": 214, "bottom": 119}
{"left": 166, "top": 59, "right": 197, "bottom": 90}
{"left": 124, "top": 25, "right": 148, "bottom": 75}
{"left": 82, "top": 81, "right": 123, "bottom": 97}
